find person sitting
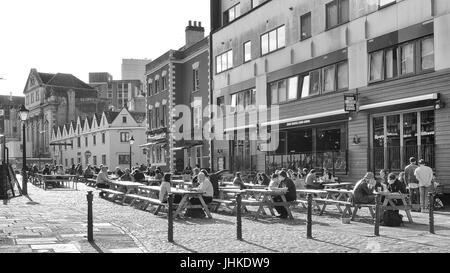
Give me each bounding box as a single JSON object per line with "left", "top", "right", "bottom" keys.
{"left": 292, "top": 173, "right": 305, "bottom": 190}
{"left": 353, "top": 172, "right": 377, "bottom": 204}
{"left": 133, "top": 169, "right": 145, "bottom": 183}
{"left": 154, "top": 169, "right": 163, "bottom": 181}
{"left": 269, "top": 173, "right": 280, "bottom": 190}
{"left": 184, "top": 165, "right": 193, "bottom": 175}
{"left": 376, "top": 169, "right": 388, "bottom": 192}
{"left": 233, "top": 172, "right": 247, "bottom": 190}
{"left": 56, "top": 165, "right": 65, "bottom": 175}
{"left": 387, "top": 173, "right": 408, "bottom": 204}
{"left": 76, "top": 164, "right": 84, "bottom": 176}
{"left": 84, "top": 165, "right": 95, "bottom": 179}
{"left": 273, "top": 171, "right": 297, "bottom": 219}
{"left": 305, "top": 169, "right": 324, "bottom": 189}
{"left": 96, "top": 166, "right": 113, "bottom": 197}
{"left": 42, "top": 164, "right": 51, "bottom": 175}
{"left": 159, "top": 173, "right": 181, "bottom": 204}
{"left": 301, "top": 168, "right": 309, "bottom": 179}
{"left": 115, "top": 167, "right": 124, "bottom": 178}
{"left": 261, "top": 173, "right": 271, "bottom": 186}
{"left": 186, "top": 172, "right": 214, "bottom": 218}
{"left": 119, "top": 169, "right": 133, "bottom": 181}
{"left": 191, "top": 168, "right": 201, "bottom": 188}
{"left": 321, "top": 168, "right": 337, "bottom": 183}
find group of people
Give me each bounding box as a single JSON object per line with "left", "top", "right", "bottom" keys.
{"left": 353, "top": 157, "right": 436, "bottom": 213}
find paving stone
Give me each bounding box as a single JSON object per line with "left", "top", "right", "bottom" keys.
{"left": 31, "top": 244, "right": 80, "bottom": 253}
{"left": 16, "top": 238, "right": 59, "bottom": 245}
{"left": 109, "top": 248, "right": 144, "bottom": 253}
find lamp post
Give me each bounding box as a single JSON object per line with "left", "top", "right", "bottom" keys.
{"left": 19, "top": 105, "right": 29, "bottom": 195}
{"left": 129, "top": 136, "right": 135, "bottom": 171}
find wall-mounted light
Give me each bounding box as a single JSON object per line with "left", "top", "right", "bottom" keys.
{"left": 435, "top": 100, "right": 445, "bottom": 110}
{"left": 353, "top": 135, "right": 361, "bottom": 145}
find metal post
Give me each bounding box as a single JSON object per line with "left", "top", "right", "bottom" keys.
{"left": 237, "top": 193, "right": 242, "bottom": 240}
{"left": 429, "top": 192, "right": 435, "bottom": 234}
{"left": 168, "top": 193, "right": 174, "bottom": 243}
{"left": 129, "top": 144, "right": 132, "bottom": 171}
{"left": 87, "top": 191, "right": 94, "bottom": 242}
{"left": 307, "top": 193, "right": 313, "bottom": 239}
{"left": 22, "top": 123, "right": 28, "bottom": 195}
{"left": 375, "top": 194, "right": 381, "bottom": 236}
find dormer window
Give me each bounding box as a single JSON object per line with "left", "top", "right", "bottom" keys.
{"left": 123, "top": 116, "right": 127, "bottom": 123}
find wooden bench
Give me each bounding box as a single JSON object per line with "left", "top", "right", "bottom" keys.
{"left": 100, "top": 189, "right": 125, "bottom": 202}
{"left": 313, "top": 198, "right": 353, "bottom": 217}
{"left": 351, "top": 203, "right": 376, "bottom": 220}
{"left": 212, "top": 198, "right": 237, "bottom": 212}
{"left": 125, "top": 194, "right": 179, "bottom": 215}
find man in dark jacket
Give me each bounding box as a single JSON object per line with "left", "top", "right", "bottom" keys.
{"left": 353, "top": 172, "right": 377, "bottom": 204}
{"left": 273, "top": 171, "right": 297, "bottom": 219}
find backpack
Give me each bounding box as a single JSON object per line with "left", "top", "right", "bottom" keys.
{"left": 382, "top": 210, "right": 403, "bottom": 227}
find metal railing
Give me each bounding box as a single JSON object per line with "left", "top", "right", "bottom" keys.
{"left": 265, "top": 150, "right": 348, "bottom": 175}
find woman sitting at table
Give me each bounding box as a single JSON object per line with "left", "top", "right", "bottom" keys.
{"left": 269, "top": 173, "right": 280, "bottom": 190}
{"left": 305, "top": 169, "right": 324, "bottom": 189}
{"left": 321, "top": 169, "right": 337, "bottom": 183}
{"left": 132, "top": 169, "right": 145, "bottom": 183}
{"left": 119, "top": 169, "right": 133, "bottom": 182}
{"left": 159, "top": 173, "right": 181, "bottom": 204}
{"left": 353, "top": 172, "right": 377, "bottom": 204}
{"left": 233, "top": 172, "right": 247, "bottom": 190}
{"left": 186, "top": 172, "right": 214, "bottom": 218}
{"left": 84, "top": 165, "right": 95, "bottom": 179}
{"left": 191, "top": 168, "right": 201, "bottom": 187}
{"left": 56, "top": 165, "right": 65, "bottom": 175}
{"left": 115, "top": 167, "right": 124, "bottom": 178}
{"left": 96, "top": 166, "right": 114, "bottom": 197}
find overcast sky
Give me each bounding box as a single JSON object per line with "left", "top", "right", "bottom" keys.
{"left": 0, "top": 0, "right": 210, "bottom": 97}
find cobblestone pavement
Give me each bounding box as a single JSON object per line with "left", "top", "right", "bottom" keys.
{"left": 2, "top": 178, "right": 450, "bottom": 253}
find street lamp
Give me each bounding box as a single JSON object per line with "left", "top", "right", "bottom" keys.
{"left": 19, "top": 105, "right": 29, "bottom": 195}
{"left": 129, "top": 136, "right": 135, "bottom": 171}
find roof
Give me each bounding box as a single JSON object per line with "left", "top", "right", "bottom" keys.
{"left": 104, "top": 111, "right": 120, "bottom": 124}
{"left": 45, "top": 73, "right": 94, "bottom": 90}
{"left": 38, "top": 73, "right": 56, "bottom": 84}
{"left": 86, "top": 116, "right": 94, "bottom": 127}
{"left": 94, "top": 113, "right": 102, "bottom": 125}
{"left": 129, "top": 111, "right": 146, "bottom": 124}
{"left": 0, "top": 95, "right": 25, "bottom": 106}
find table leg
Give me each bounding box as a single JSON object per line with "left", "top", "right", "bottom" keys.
{"left": 199, "top": 196, "right": 213, "bottom": 219}
{"left": 173, "top": 196, "right": 189, "bottom": 219}
{"left": 281, "top": 195, "right": 294, "bottom": 220}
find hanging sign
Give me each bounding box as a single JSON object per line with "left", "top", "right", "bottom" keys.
{"left": 344, "top": 94, "right": 358, "bottom": 112}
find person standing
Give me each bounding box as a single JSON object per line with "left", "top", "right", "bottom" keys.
{"left": 414, "top": 159, "right": 434, "bottom": 213}
{"left": 405, "top": 157, "right": 420, "bottom": 211}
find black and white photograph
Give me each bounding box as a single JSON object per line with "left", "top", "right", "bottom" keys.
{"left": 1, "top": 0, "right": 450, "bottom": 264}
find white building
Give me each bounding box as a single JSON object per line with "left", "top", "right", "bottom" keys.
{"left": 50, "top": 108, "right": 147, "bottom": 170}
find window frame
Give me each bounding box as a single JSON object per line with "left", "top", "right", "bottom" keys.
{"left": 243, "top": 41, "right": 252, "bottom": 63}
{"left": 378, "top": 0, "right": 396, "bottom": 9}
{"left": 216, "top": 49, "right": 233, "bottom": 74}
{"left": 325, "top": 0, "right": 349, "bottom": 30}
{"left": 260, "top": 25, "right": 286, "bottom": 57}
{"left": 300, "top": 12, "right": 312, "bottom": 41}
{"left": 224, "top": 3, "right": 241, "bottom": 25}
{"left": 120, "top": 132, "right": 130, "bottom": 143}
{"left": 193, "top": 68, "right": 200, "bottom": 92}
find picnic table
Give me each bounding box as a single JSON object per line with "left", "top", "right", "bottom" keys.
{"left": 130, "top": 185, "right": 213, "bottom": 219}
{"left": 323, "top": 182, "right": 354, "bottom": 190}
{"left": 241, "top": 188, "right": 295, "bottom": 220}
{"left": 296, "top": 189, "right": 328, "bottom": 210}
{"left": 38, "top": 174, "right": 79, "bottom": 190}
{"left": 102, "top": 181, "right": 144, "bottom": 203}
{"left": 377, "top": 191, "right": 413, "bottom": 223}
{"left": 315, "top": 189, "right": 354, "bottom": 217}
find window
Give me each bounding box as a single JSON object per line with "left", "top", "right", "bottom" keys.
{"left": 301, "top": 13, "right": 312, "bottom": 40}
{"left": 230, "top": 93, "right": 237, "bottom": 113}
{"left": 244, "top": 41, "right": 252, "bottom": 63}
{"left": 119, "top": 155, "right": 131, "bottom": 165}
{"left": 148, "top": 110, "right": 153, "bottom": 129}
{"left": 224, "top": 3, "right": 241, "bottom": 25}
{"left": 326, "top": 0, "right": 349, "bottom": 29}
{"left": 148, "top": 82, "right": 153, "bottom": 96}
{"left": 120, "top": 132, "right": 130, "bottom": 142}
{"left": 77, "top": 137, "right": 81, "bottom": 148}
{"left": 261, "top": 25, "right": 285, "bottom": 55}
{"left": 155, "top": 107, "right": 160, "bottom": 128}
{"left": 193, "top": 68, "right": 199, "bottom": 91}
{"left": 193, "top": 106, "right": 202, "bottom": 129}
{"left": 65, "top": 159, "right": 68, "bottom": 167}
{"left": 322, "top": 65, "right": 336, "bottom": 93}
{"left": 162, "top": 105, "right": 167, "bottom": 127}
{"left": 154, "top": 79, "right": 160, "bottom": 93}
{"left": 309, "top": 70, "right": 321, "bottom": 95}
{"left": 102, "top": 155, "right": 106, "bottom": 165}
{"left": 251, "top": 0, "right": 260, "bottom": 8}
{"left": 93, "top": 156, "right": 97, "bottom": 166}
{"left": 85, "top": 137, "right": 88, "bottom": 147}
{"left": 369, "top": 36, "right": 433, "bottom": 83}
{"left": 216, "top": 50, "right": 233, "bottom": 74}
{"left": 217, "top": 96, "right": 225, "bottom": 117}
{"left": 161, "top": 75, "right": 167, "bottom": 91}
{"left": 93, "top": 134, "right": 96, "bottom": 145}
{"left": 379, "top": 0, "right": 395, "bottom": 8}
{"left": 71, "top": 158, "right": 74, "bottom": 166}
{"left": 102, "top": 133, "right": 106, "bottom": 144}
{"left": 232, "top": 88, "right": 256, "bottom": 112}
{"left": 270, "top": 77, "right": 298, "bottom": 105}
{"left": 122, "top": 116, "right": 127, "bottom": 123}
{"left": 337, "top": 61, "right": 349, "bottom": 90}
{"left": 421, "top": 37, "right": 434, "bottom": 70}
{"left": 300, "top": 75, "right": 311, "bottom": 98}
{"left": 400, "top": 43, "right": 414, "bottom": 75}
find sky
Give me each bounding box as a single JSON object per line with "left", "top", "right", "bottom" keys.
{"left": 0, "top": 0, "right": 210, "bottom": 97}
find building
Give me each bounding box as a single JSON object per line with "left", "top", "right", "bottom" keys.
{"left": 50, "top": 108, "right": 147, "bottom": 170}
{"left": 144, "top": 21, "right": 210, "bottom": 173}
{"left": 210, "top": 0, "right": 450, "bottom": 192}
{"left": 23, "top": 69, "right": 110, "bottom": 166}
{"left": 88, "top": 74, "right": 143, "bottom": 111}
{"left": 0, "top": 95, "right": 25, "bottom": 167}
{"left": 122, "top": 59, "right": 151, "bottom": 84}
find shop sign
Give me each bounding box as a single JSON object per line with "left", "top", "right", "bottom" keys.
{"left": 344, "top": 94, "right": 358, "bottom": 112}
{"left": 286, "top": 120, "right": 311, "bottom": 127}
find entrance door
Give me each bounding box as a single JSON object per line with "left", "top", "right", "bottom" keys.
{"left": 386, "top": 115, "right": 401, "bottom": 170}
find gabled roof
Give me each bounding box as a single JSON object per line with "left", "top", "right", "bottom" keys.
{"left": 86, "top": 116, "right": 94, "bottom": 127}
{"left": 94, "top": 113, "right": 102, "bottom": 125}
{"left": 104, "top": 111, "right": 120, "bottom": 124}
{"left": 129, "top": 111, "right": 146, "bottom": 124}
{"left": 38, "top": 73, "right": 56, "bottom": 84}
{"left": 46, "top": 73, "right": 94, "bottom": 90}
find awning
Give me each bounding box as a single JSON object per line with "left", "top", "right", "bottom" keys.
{"left": 260, "top": 109, "right": 348, "bottom": 127}
{"left": 359, "top": 93, "right": 439, "bottom": 111}
{"left": 140, "top": 133, "right": 167, "bottom": 148}
{"left": 172, "top": 140, "right": 204, "bottom": 151}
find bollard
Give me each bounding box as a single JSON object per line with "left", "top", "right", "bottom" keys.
{"left": 237, "top": 194, "right": 243, "bottom": 241}
{"left": 307, "top": 193, "right": 313, "bottom": 239}
{"left": 168, "top": 193, "right": 174, "bottom": 243}
{"left": 375, "top": 194, "right": 381, "bottom": 237}
{"left": 429, "top": 192, "right": 435, "bottom": 234}
{"left": 87, "top": 191, "right": 94, "bottom": 242}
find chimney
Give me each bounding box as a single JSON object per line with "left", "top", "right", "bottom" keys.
{"left": 185, "top": 20, "right": 205, "bottom": 48}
